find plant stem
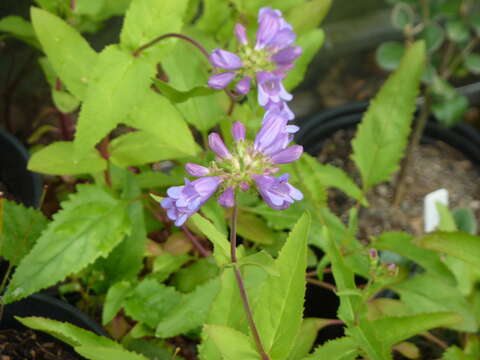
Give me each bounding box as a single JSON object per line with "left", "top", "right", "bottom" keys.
{"left": 230, "top": 203, "right": 270, "bottom": 360}
{"left": 98, "top": 137, "right": 112, "bottom": 188}
{"left": 392, "top": 91, "right": 433, "bottom": 206}
{"left": 306, "top": 277, "right": 338, "bottom": 292}
{"left": 181, "top": 225, "right": 211, "bottom": 258}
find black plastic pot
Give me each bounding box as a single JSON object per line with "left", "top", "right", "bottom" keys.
{"left": 1, "top": 293, "right": 108, "bottom": 337}
{"left": 0, "top": 128, "right": 42, "bottom": 207}
{"left": 295, "top": 101, "right": 480, "bottom": 162}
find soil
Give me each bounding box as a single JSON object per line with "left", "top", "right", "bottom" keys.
{"left": 0, "top": 328, "right": 80, "bottom": 360}
{"left": 318, "top": 128, "right": 480, "bottom": 239}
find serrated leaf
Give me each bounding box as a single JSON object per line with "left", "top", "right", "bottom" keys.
{"left": 304, "top": 337, "right": 358, "bottom": 360}
{"left": 287, "top": 318, "right": 332, "bottom": 360}
{"left": 171, "top": 257, "right": 219, "bottom": 293}
{"left": 155, "top": 277, "right": 220, "bottom": 338}
{"left": 465, "top": 54, "right": 480, "bottom": 74}
{"left": 236, "top": 211, "right": 275, "bottom": 245}
{"left": 125, "top": 89, "right": 197, "bottom": 157}
{"left": 109, "top": 131, "right": 191, "bottom": 167}
{"left": 4, "top": 185, "right": 131, "bottom": 303}
{"left": 391, "top": 273, "right": 478, "bottom": 332}
{"left": 102, "top": 281, "right": 132, "bottom": 325}
{"left": 416, "top": 231, "right": 480, "bottom": 268}
{"left": 204, "top": 325, "right": 261, "bottom": 360}
{"left": 284, "top": 29, "right": 325, "bottom": 91}
{"left": 189, "top": 214, "right": 230, "bottom": 266}
{"left": 120, "top": 0, "right": 189, "bottom": 61}
{"left": 17, "top": 316, "right": 120, "bottom": 349}
{"left": 52, "top": 90, "right": 80, "bottom": 113}
{"left": 153, "top": 80, "right": 216, "bottom": 103}
{"left": 351, "top": 41, "right": 425, "bottom": 190}
{"left": 286, "top": 0, "right": 331, "bottom": 34}
{"left": 28, "top": 141, "right": 107, "bottom": 175}
{"left": 376, "top": 41, "right": 405, "bottom": 71}
{"left": 373, "top": 232, "right": 455, "bottom": 283}
{"left": 74, "top": 45, "right": 155, "bottom": 159}
{"left": 373, "top": 312, "right": 462, "bottom": 347}
{"left": 0, "top": 15, "right": 40, "bottom": 48}
{"left": 238, "top": 251, "right": 279, "bottom": 277}
{"left": 31, "top": 7, "right": 97, "bottom": 100}
{"left": 253, "top": 213, "right": 310, "bottom": 359}
{"left": 0, "top": 200, "right": 48, "bottom": 266}
{"left": 75, "top": 346, "right": 149, "bottom": 360}
{"left": 153, "top": 253, "right": 191, "bottom": 282}
{"left": 124, "top": 279, "right": 181, "bottom": 329}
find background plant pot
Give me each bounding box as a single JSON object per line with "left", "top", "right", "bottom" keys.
{"left": 1, "top": 293, "right": 108, "bottom": 337}
{"left": 295, "top": 101, "right": 480, "bottom": 163}
{"left": 0, "top": 128, "right": 42, "bottom": 207}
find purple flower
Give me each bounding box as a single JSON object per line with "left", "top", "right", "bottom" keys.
{"left": 235, "top": 76, "right": 251, "bottom": 95}
{"left": 210, "top": 49, "right": 243, "bottom": 70}
{"left": 270, "top": 145, "right": 303, "bottom": 164}
{"left": 186, "top": 163, "right": 209, "bottom": 177}
{"left": 209, "top": 133, "right": 232, "bottom": 159}
{"left": 235, "top": 24, "right": 248, "bottom": 45}
{"left": 253, "top": 174, "right": 303, "bottom": 210}
{"left": 208, "top": 72, "right": 236, "bottom": 90}
{"left": 218, "top": 187, "right": 235, "bottom": 208}
{"left": 232, "top": 121, "right": 246, "bottom": 142}
{"left": 161, "top": 177, "right": 223, "bottom": 226}
{"left": 257, "top": 71, "right": 292, "bottom": 107}
{"left": 254, "top": 111, "right": 298, "bottom": 157}
{"left": 264, "top": 101, "right": 294, "bottom": 121}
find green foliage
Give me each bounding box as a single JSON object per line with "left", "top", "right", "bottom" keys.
{"left": 286, "top": 0, "right": 331, "bottom": 35}
{"left": 152, "top": 253, "right": 191, "bottom": 282}
{"left": 236, "top": 211, "right": 275, "bottom": 245}
{"left": 465, "top": 54, "right": 480, "bottom": 74}
{"left": 376, "top": 41, "right": 405, "bottom": 71}
{"left": 287, "top": 318, "right": 332, "bottom": 360}
{"left": 420, "top": 22, "right": 445, "bottom": 53}
{"left": 305, "top": 337, "right": 358, "bottom": 360}
{"left": 253, "top": 213, "right": 310, "bottom": 359}
{"left": 155, "top": 277, "right": 220, "bottom": 338}
{"left": 102, "top": 281, "right": 132, "bottom": 325}
{"left": 73, "top": 45, "right": 154, "bottom": 159}
{"left": 453, "top": 208, "right": 477, "bottom": 235}
{"left": 204, "top": 324, "right": 261, "bottom": 360}
{"left": 0, "top": 200, "right": 48, "bottom": 266}
{"left": 28, "top": 141, "right": 106, "bottom": 175}
{"left": 351, "top": 41, "right": 426, "bottom": 191}
{"left": 0, "top": 15, "right": 40, "bottom": 48}
{"left": 4, "top": 185, "right": 131, "bottom": 304}
{"left": 170, "top": 257, "right": 219, "bottom": 293}
{"left": 31, "top": 7, "right": 98, "bottom": 100}
{"left": 75, "top": 347, "right": 149, "bottom": 360}
{"left": 153, "top": 80, "right": 216, "bottom": 103}
{"left": 416, "top": 232, "right": 480, "bottom": 268}
{"left": 391, "top": 3, "right": 415, "bottom": 29}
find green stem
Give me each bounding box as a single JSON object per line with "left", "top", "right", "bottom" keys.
{"left": 393, "top": 91, "right": 433, "bottom": 206}
{"left": 230, "top": 202, "right": 270, "bottom": 360}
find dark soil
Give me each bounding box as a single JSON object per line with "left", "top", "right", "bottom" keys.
{"left": 0, "top": 328, "right": 80, "bottom": 360}
{"left": 318, "top": 128, "right": 480, "bottom": 239}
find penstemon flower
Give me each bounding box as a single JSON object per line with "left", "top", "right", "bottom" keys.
{"left": 207, "top": 7, "right": 301, "bottom": 115}
{"left": 160, "top": 118, "right": 303, "bottom": 226}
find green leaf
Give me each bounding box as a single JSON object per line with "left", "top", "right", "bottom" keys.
{"left": 253, "top": 213, "right": 311, "bottom": 359}
{"left": 28, "top": 141, "right": 106, "bottom": 175}
{"left": 17, "top": 316, "right": 120, "bottom": 349}
{"left": 171, "top": 257, "right": 219, "bottom": 293}
{"left": 453, "top": 208, "right": 477, "bottom": 235}
{"left": 153, "top": 253, "right": 191, "bottom": 282}
{"left": 238, "top": 251, "right": 279, "bottom": 277}
{"left": 189, "top": 214, "right": 230, "bottom": 266}
{"left": 236, "top": 211, "right": 275, "bottom": 245}
{"left": 436, "top": 203, "right": 457, "bottom": 231}
{"left": 203, "top": 325, "right": 261, "bottom": 360}
{"left": 124, "top": 279, "right": 181, "bottom": 329}
{"left": 432, "top": 92, "right": 469, "bottom": 127}
{"left": 0, "top": 200, "right": 48, "bottom": 266}
{"left": 286, "top": 0, "right": 331, "bottom": 34}
{"left": 120, "top": 0, "right": 189, "bottom": 61}
{"left": 373, "top": 232, "right": 455, "bottom": 283}
{"left": 305, "top": 337, "right": 358, "bottom": 360}
{"left": 0, "top": 15, "right": 40, "bottom": 48}
{"left": 31, "top": 7, "right": 98, "bottom": 100}
{"left": 75, "top": 346, "right": 149, "bottom": 360}
{"left": 287, "top": 318, "right": 332, "bottom": 360}
{"left": 109, "top": 131, "right": 191, "bottom": 167}
{"left": 74, "top": 45, "right": 155, "bottom": 159}
{"left": 376, "top": 41, "right": 405, "bottom": 71}
{"left": 471, "top": 14, "right": 480, "bottom": 36}
{"left": 420, "top": 22, "right": 445, "bottom": 53}
{"left": 52, "top": 90, "right": 80, "bottom": 113}
{"left": 351, "top": 41, "right": 425, "bottom": 190}
{"left": 373, "top": 312, "right": 462, "bottom": 347}
{"left": 155, "top": 277, "right": 220, "bottom": 338}
{"left": 392, "top": 273, "right": 478, "bottom": 332}
{"left": 196, "top": 0, "right": 232, "bottom": 34}
{"left": 102, "top": 281, "right": 132, "bottom": 325}
{"left": 446, "top": 20, "right": 470, "bottom": 43}
{"left": 153, "top": 80, "right": 216, "bottom": 103}
{"left": 284, "top": 29, "right": 325, "bottom": 91}
{"left": 416, "top": 231, "right": 480, "bottom": 268}
{"left": 4, "top": 185, "right": 131, "bottom": 303}
{"left": 391, "top": 3, "right": 415, "bottom": 29}
{"left": 97, "top": 172, "right": 147, "bottom": 284}
{"left": 465, "top": 54, "right": 480, "bottom": 74}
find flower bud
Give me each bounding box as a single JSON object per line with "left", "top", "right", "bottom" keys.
{"left": 218, "top": 187, "right": 235, "bottom": 208}
{"left": 232, "top": 121, "right": 246, "bottom": 142}
{"left": 185, "top": 163, "right": 210, "bottom": 177}
{"left": 208, "top": 133, "right": 232, "bottom": 159}
{"left": 208, "top": 72, "right": 236, "bottom": 89}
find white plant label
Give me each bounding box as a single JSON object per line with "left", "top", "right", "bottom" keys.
{"left": 424, "top": 188, "right": 449, "bottom": 233}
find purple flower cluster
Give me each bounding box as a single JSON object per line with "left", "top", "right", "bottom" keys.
{"left": 208, "top": 7, "right": 301, "bottom": 116}
{"left": 161, "top": 118, "right": 303, "bottom": 226}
